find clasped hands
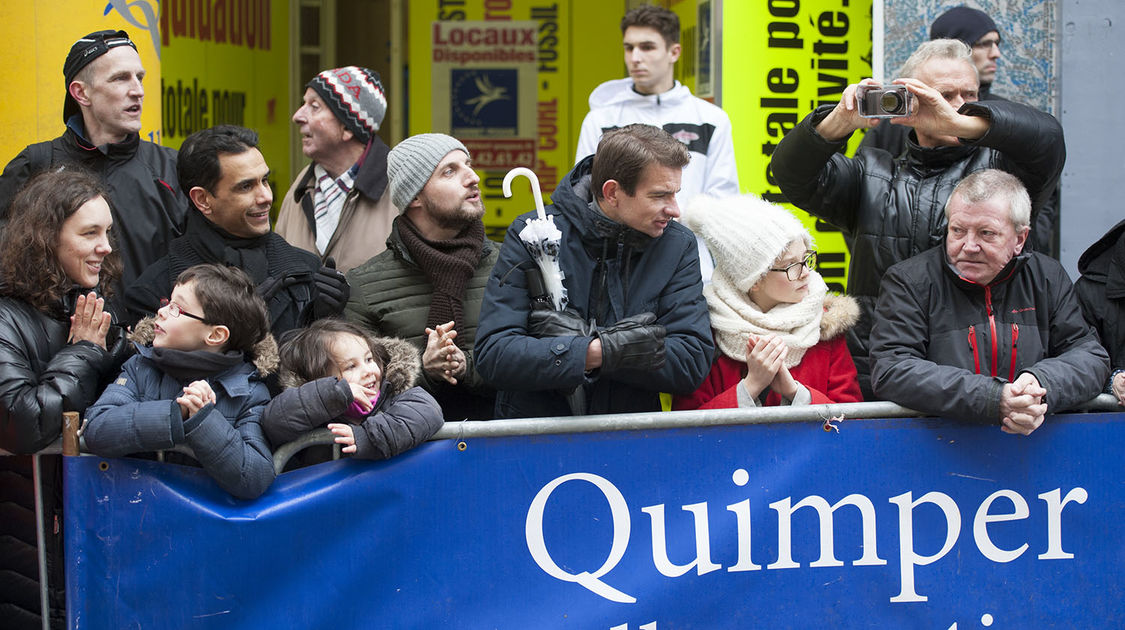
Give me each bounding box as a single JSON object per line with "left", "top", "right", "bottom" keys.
{"left": 176, "top": 380, "right": 217, "bottom": 420}
{"left": 741, "top": 334, "right": 799, "bottom": 402}
{"left": 424, "top": 321, "right": 466, "bottom": 385}
{"left": 999, "top": 372, "right": 1048, "bottom": 436}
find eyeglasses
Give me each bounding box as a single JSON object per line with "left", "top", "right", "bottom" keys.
{"left": 768, "top": 251, "right": 817, "bottom": 281}
{"left": 973, "top": 38, "right": 1001, "bottom": 51}
{"left": 159, "top": 298, "right": 207, "bottom": 322}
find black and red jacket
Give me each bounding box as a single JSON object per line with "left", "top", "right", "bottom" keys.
{"left": 869, "top": 246, "right": 1109, "bottom": 423}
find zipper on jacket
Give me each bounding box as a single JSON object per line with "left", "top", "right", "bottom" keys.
{"left": 985, "top": 286, "right": 998, "bottom": 377}
{"left": 1009, "top": 323, "right": 1020, "bottom": 382}
{"left": 968, "top": 325, "right": 980, "bottom": 374}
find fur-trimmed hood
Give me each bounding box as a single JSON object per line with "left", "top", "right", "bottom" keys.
{"left": 278, "top": 334, "right": 420, "bottom": 399}
{"left": 129, "top": 316, "right": 279, "bottom": 376}
{"left": 821, "top": 293, "right": 859, "bottom": 341}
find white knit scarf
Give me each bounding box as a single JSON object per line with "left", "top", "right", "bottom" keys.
{"left": 706, "top": 269, "right": 827, "bottom": 367}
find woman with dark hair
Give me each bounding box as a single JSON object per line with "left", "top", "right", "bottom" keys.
{"left": 0, "top": 167, "right": 128, "bottom": 630}
{"left": 0, "top": 167, "right": 127, "bottom": 454}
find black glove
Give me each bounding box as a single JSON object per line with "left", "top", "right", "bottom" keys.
{"left": 312, "top": 257, "right": 350, "bottom": 319}
{"left": 257, "top": 274, "right": 304, "bottom": 302}
{"left": 598, "top": 312, "right": 666, "bottom": 374}
{"left": 528, "top": 306, "right": 594, "bottom": 338}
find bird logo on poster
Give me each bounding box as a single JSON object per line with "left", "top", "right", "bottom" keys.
{"left": 465, "top": 74, "right": 509, "bottom": 116}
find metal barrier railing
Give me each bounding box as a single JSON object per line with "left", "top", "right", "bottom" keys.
{"left": 4, "top": 395, "right": 1119, "bottom": 630}
{"left": 6, "top": 394, "right": 1119, "bottom": 464}
{"left": 270, "top": 394, "right": 1124, "bottom": 473}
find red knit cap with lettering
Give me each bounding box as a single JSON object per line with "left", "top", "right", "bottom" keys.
{"left": 307, "top": 66, "right": 387, "bottom": 145}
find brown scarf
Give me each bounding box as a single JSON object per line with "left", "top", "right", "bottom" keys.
{"left": 396, "top": 216, "right": 484, "bottom": 335}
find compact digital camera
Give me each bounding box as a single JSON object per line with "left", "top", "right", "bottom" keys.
{"left": 855, "top": 84, "right": 913, "bottom": 118}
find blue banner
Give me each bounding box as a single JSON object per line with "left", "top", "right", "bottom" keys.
{"left": 65, "top": 413, "right": 1125, "bottom": 628}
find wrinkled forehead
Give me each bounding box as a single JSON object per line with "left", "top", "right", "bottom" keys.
{"left": 947, "top": 196, "right": 1012, "bottom": 228}
{"left": 916, "top": 57, "right": 978, "bottom": 89}
{"left": 83, "top": 45, "right": 144, "bottom": 80}
{"left": 301, "top": 87, "right": 327, "bottom": 106}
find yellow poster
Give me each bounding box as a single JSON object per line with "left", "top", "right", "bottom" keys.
{"left": 159, "top": 0, "right": 290, "bottom": 210}
{"left": 723, "top": 0, "right": 873, "bottom": 293}
{"left": 408, "top": 0, "right": 621, "bottom": 240}
{"left": 0, "top": 0, "right": 164, "bottom": 163}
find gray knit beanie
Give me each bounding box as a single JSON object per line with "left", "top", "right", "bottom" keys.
{"left": 307, "top": 66, "right": 386, "bottom": 145}
{"left": 682, "top": 194, "right": 813, "bottom": 292}
{"left": 388, "top": 133, "right": 470, "bottom": 212}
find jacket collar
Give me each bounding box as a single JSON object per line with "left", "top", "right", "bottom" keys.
{"left": 1108, "top": 237, "right": 1125, "bottom": 299}
{"left": 588, "top": 77, "right": 691, "bottom": 109}
{"left": 65, "top": 115, "right": 140, "bottom": 161}
{"left": 134, "top": 343, "right": 257, "bottom": 395}
{"left": 554, "top": 156, "right": 655, "bottom": 254}
{"left": 941, "top": 248, "right": 1031, "bottom": 291}
{"left": 905, "top": 135, "right": 976, "bottom": 170}
{"left": 1077, "top": 218, "right": 1125, "bottom": 299}
{"left": 295, "top": 136, "right": 390, "bottom": 204}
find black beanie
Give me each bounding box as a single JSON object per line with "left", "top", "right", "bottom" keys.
{"left": 930, "top": 6, "right": 1000, "bottom": 47}
{"left": 62, "top": 30, "right": 138, "bottom": 124}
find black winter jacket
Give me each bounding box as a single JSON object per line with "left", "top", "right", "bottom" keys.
{"left": 870, "top": 247, "right": 1108, "bottom": 422}
{"left": 122, "top": 210, "right": 323, "bottom": 336}
{"left": 263, "top": 335, "right": 442, "bottom": 468}
{"left": 0, "top": 124, "right": 186, "bottom": 290}
{"left": 856, "top": 91, "right": 1061, "bottom": 257}
{"left": 0, "top": 292, "right": 128, "bottom": 454}
{"left": 1075, "top": 219, "right": 1125, "bottom": 376}
{"left": 771, "top": 99, "right": 1066, "bottom": 393}
{"left": 474, "top": 156, "right": 715, "bottom": 418}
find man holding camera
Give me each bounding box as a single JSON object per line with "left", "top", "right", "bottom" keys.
{"left": 769, "top": 39, "right": 1064, "bottom": 398}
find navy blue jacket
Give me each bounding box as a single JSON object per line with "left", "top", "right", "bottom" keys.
{"left": 83, "top": 344, "right": 274, "bottom": 499}
{"left": 474, "top": 156, "right": 714, "bottom": 418}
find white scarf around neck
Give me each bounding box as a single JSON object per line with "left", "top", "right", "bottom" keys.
{"left": 706, "top": 269, "right": 827, "bottom": 367}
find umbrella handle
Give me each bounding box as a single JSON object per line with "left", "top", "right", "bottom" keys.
{"left": 502, "top": 167, "right": 548, "bottom": 221}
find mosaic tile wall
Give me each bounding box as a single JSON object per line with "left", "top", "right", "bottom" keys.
{"left": 885, "top": 0, "right": 1057, "bottom": 113}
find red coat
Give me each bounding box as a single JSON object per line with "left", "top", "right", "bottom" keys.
{"left": 673, "top": 295, "right": 863, "bottom": 409}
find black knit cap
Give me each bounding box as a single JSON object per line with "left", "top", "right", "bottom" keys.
{"left": 930, "top": 6, "right": 1000, "bottom": 47}
{"left": 62, "top": 30, "right": 138, "bottom": 123}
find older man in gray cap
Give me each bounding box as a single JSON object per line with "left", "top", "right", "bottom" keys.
{"left": 345, "top": 133, "right": 498, "bottom": 421}
{"left": 0, "top": 29, "right": 185, "bottom": 289}
{"left": 277, "top": 66, "right": 394, "bottom": 273}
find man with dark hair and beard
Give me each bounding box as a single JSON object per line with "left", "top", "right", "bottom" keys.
{"left": 345, "top": 133, "right": 498, "bottom": 421}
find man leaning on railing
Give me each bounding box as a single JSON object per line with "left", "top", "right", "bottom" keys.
{"left": 869, "top": 170, "right": 1109, "bottom": 435}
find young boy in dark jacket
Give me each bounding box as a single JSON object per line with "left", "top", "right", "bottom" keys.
{"left": 83, "top": 264, "right": 277, "bottom": 500}
{"left": 263, "top": 319, "right": 443, "bottom": 468}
